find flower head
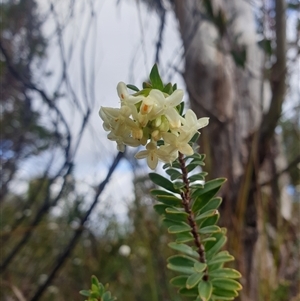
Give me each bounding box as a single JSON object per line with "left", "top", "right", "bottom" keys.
{"left": 99, "top": 77, "right": 209, "bottom": 169}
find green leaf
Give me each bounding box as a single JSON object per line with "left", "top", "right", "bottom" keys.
{"left": 163, "top": 161, "right": 181, "bottom": 169}
{"left": 176, "top": 101, "right": 184, "bottom": 115}
{"left": 190, "top": 132, "right": 200, "bottom": 144}
{"left": 192, "top": 178, "right": 226, "bottom": 212}
{"left": 79, "top": 290, "right": 91, "bottom": 297}
{"left": 156, "top": 195, "right": 182, "bottom": 207}
{"left": 167, "top": 263, "right": 195, "bottom": 275}
{"left": 163, "top": 82, "right": 173, "bottom": 94}
{"left": 149, "top": 64, "right": 164, "bottom": 90}
{"left": 163, "top": 218, "right": 185, "bottom": 228}
{"left": 201, "top": 237, "right": 216, "bottom": 243}
{"left": 186, "top": 273, "right": 204, "bottom": 289}
{"left": 199, "top": 213, "right": 220, "bottom": 228}
{"left": 198, "top": 280, "right": 213, "bottom": 301}
{"left": 194, "top": 262, "right": 207, "bottom": 273}
{"left": 170, "top": 275, "right": 188, "bottom": 287}
{"left": 126, "top": 84, "right": 140, "bottom": 92}
{"left": 187, "top": 161, "right": 205, "bottom": 173}
{"left": 211, "top": 295, "right": 235, "bottom": 301}
{"left": 199, "top": 197, "right": 222, "bottom": 214}
{"left": 91, "top": 275, "right": 99, "bottom": 287}
{"left": 165, "top": 207, "right": 188, "bottom": 216}
{"left": 185, "top": 153, "right": 205, "bottom": 161}
{"left": 179, "top": 287, "right": 199, "bottom": 297}
{"left": 151, "top": 189, "right": 175, "bottom": 197}
{"left": 166, "top": 168, "right": 182, "bottom": 180}
{"left": 103, "top": 291, "right": 112, "bottom": 301}
{"left": 168, "top": 242, "right": 199, "bottom": 258}
{"left": 209, "top": 268, "right": 242, "bottom": 279}
{"left": 153, "top": 204, "right": 168, "bottom": 215}
{"left": 165, "top": 212, "right": 189, "bottom": 222}
{"left": 207, "top": 251, "right": 234, "bottom": 265}
{"left": 149, "top": 172, "right": 179, "bottom": 193}
{"left": 212, "top": 287, "right": 239, "bottom": 299}
{"left": 134, "top": 87, "right": 151, "bottom": 96}
{"left": 205, "top": 234, "right": 227, "bottom": 259}
{"left": 212, "top": 278, "right": 242, "bottom": 291}
{"left": 176, "top": 234, "right": 195, "bottom": 243}
{"left": 173, "top": 181, "right": 186, "bottom": 190}
{"left": 199, "top": 225, "right": 221, "bottom": 235}
{"left": 174, "top": 232, "right": 194, "bottom": 244}
{"left": 168, "top": 254, "right": 198, "bottom": 267}
{"left": 195, "top": 209, "right": 218, "bottom": 222}
{"left": 168, "top": 224, "right": 191, "bottom": 234}
{"left": 189, "top": 173, "right": 207, "bottom": 183}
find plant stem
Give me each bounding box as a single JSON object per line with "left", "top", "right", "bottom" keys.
{"left": 178, "top": 152, "right": 208, "bottom": 279}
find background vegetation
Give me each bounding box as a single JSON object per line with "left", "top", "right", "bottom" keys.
{"left": 1, "top": 0, "right": 299, "bottom": 300}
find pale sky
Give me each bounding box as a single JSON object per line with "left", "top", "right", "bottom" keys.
{"left": 15, "top": 0, "right": 185, "bottom": 220}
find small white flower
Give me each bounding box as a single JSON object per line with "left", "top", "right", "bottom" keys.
{"left": 162, "top": 131, "right": 194, "bottom": 156}
{"left": 181, "top": 109, "right": 209, "bottom": 133}
{"left": 107, "top": 131, "right": 141, "bottom": 152}
{"left": 117, "top": 82, "right": 144, "bottom": 105}
{"left": 146, "top": 89, "right": 184, "bottom": 129}
{"left": 135, "top": 142, "right": 159, "bottom": 170}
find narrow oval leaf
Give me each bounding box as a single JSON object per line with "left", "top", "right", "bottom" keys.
{"left": 168, "top": 242, "right": 199, "bottom": 258}
{"left": 168, "top": 255, "right": 198, "bottom": 267}
{"left": 149, "top": 64, "right": 164, "bottom": 90}
{"left": 166, "top": 168, "right": 182, "bottom": 180}
{"left": 79, "top": 290, "right": 91, "bottom": 297}
{"left": 207, "top": 251, "right": 234, "bottom": 265}
{"left": 163, "top": 218, "right": 185, "bottom": 228}
{"left": 186, "top": 273, "right": 204, "bottom": 289}
{"left": 149, "top": 172, "right": 179, "bottom": 193}
{"left": 153, "top": 204, "right": 168, "bottom": 215}
{"left": 170, "top": 275, "right": 188, "bottom": 287}
{"left": 192, "top": 178, "right": 226, "bottom": 212}
{"left": 209, "top": 268, "right": 242, "bottom": 279}
{"left": 156, "top": 195, "right": 182, "bottom": 207}
{"left": 179, "top": 287, "right": 198, "bottom": 297}
{"left": 176, "top": 235, "right": 195, "bottom": 243}
{"left": 195, "top": 209, "right": 218, "bottom": 221}
{"left": 151, "top": 189, "right": 175, "bottom": 197}
{"left": 165, "top": 212, "right": 188, "bottom": 222}
{"left": 189, "top": 173, "right": 206, "bottom": 182}
{"left": 163, "top": 82, "right": 173, "bottom": 94}
{"left": 199, "top": 225, "right": 221, "bottom": 235}
{"left": 126, "top": 84, "right": 139, "bottom": 92}
{"left": 205, "top": 235, "right": 227, "bottom": 259}
{"left": 175, "top": 232, "right": 194, "bottom": 243}
{"left": 200, "top": 237, "right": 216, "bottom": 244}
{"left": 194, "top": 262, "right": 207, "bottom": 273}
{"left": 200, "top": 197, "right": 222, "bottom": 214}
{"left": 173, "top": 181, "right": 186, "bottom": 190}
{"left": 168, "top": 224, "right": 191, "bottom": 234}
{"left": 165, "top": 207, "right": 189, "bottom": 216}
{"left": 212, "top": 278, "right": 242, "bottom": 291}
{"left": 198, "top": 213, "right": 220, "bottom": 228}
{"left": 212, "top": 287, "right": 239, "bottom": 298}
{"left": 198, "top": 280, "right": 213, "bottom": 301}
{"left": 167, "top": 263, "right": 195, "bottom": 275}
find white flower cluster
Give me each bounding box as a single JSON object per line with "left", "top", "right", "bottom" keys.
{"left": 99, "top": 82, "right": 209, "bottom": 169}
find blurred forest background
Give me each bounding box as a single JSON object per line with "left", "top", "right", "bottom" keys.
{"left": 0, "top": 0, "right": 299, "bottom": 301}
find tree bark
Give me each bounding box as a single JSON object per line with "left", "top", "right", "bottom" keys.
{"left": 173, "top": 0, "right": 288, "bottom": 299}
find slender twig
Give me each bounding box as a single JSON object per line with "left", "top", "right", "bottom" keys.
{"left": 29, "top": 151, "right": 124, "bottom": 301}
{"left": 178, "top": 152, "right": 208, "bottom": 279}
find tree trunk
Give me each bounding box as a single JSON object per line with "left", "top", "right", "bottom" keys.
{"left": 173, "top": 0, "right": 289, "bottom": 299}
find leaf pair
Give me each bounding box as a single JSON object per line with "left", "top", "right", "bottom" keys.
{"left": 80, "top": 276, "right": 116, "bottom": 301}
